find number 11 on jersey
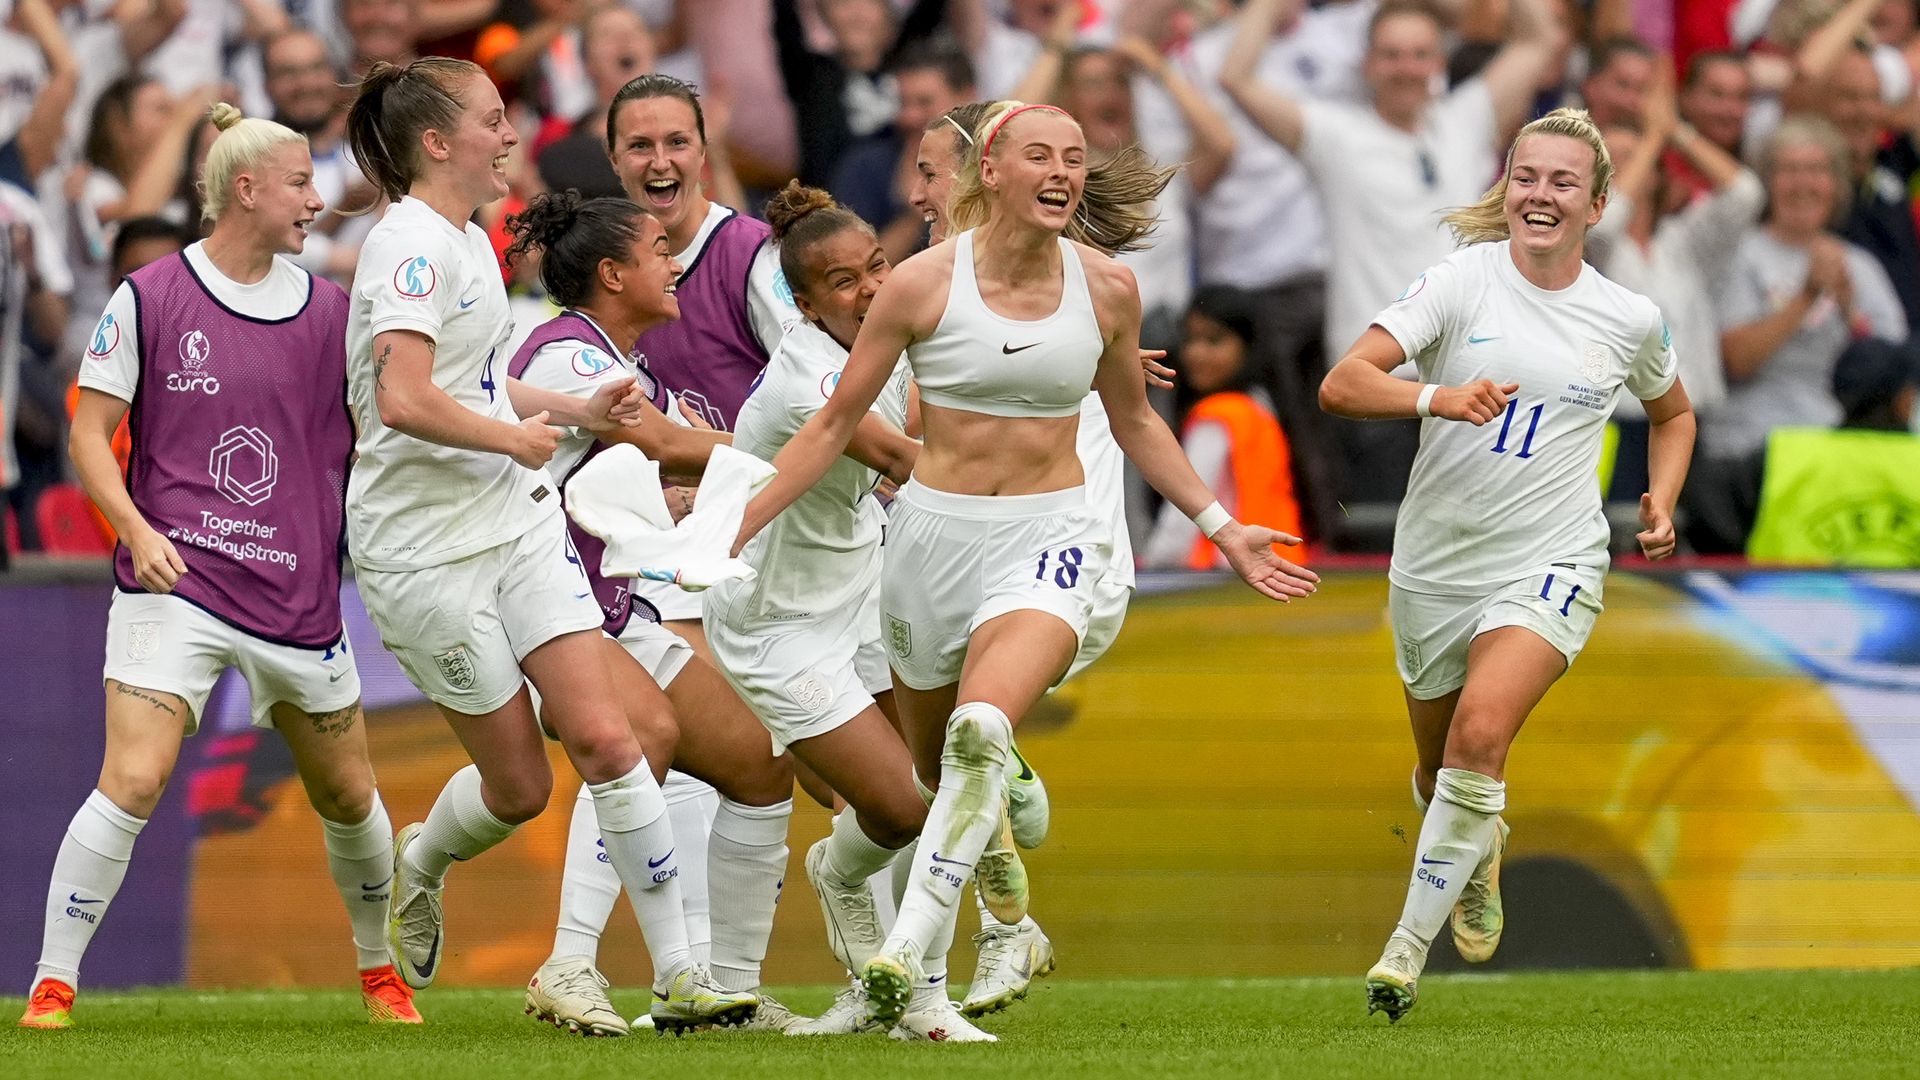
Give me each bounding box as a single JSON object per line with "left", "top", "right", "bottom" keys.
{"left": 1491, "top": 398, "right": 1544, "bottom": 459}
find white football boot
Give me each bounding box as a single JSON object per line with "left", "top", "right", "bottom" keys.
{"left": 525, "top": 956, "right": 628, "bottom": 1037}
{"left": 961, "top": 919, "right": 1054, "bottom": 1017}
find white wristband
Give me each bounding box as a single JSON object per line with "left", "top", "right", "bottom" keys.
{"left": 1415, "top": 383, "right": 1440, "bottom": 418}
{"left": 1192, "top": 500, "right": 1232, "bottom": 539}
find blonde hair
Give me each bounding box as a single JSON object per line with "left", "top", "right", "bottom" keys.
{"left": 198, "top": 102, "right": 309, "bottom": 223}
{"left": 947, "top": 99, "right": 1174, "bottom": 255}
{"left": 1443, "top": 107, "right": 1614, "bottom": 246}
{"left": 1756, "top": 113, "right": 1855, "bottom": 225}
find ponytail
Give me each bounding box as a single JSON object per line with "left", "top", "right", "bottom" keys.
{"left": 504, "top": 190, "right": 651, "bottom": 307}
{"left": 346, "top": 57, "right": 484, "bottom": 202}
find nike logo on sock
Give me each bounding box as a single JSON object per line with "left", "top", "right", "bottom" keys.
{"left": 1419, "top": 856, "right": 1454, "bottom": 866}
{"left": 648, "top": 849, "right": 675, "bottom": 869}
{"left": 929, "top": 852, "right": 972, "bottom": 867}
{"left": 67, "top": 893, "right": 103, "bottom": 905}
{"left": 362, "top": 876, "right": 392, "bottom": 892}
{"left": 927, "top": 974, "right": 945, "bottom": 986}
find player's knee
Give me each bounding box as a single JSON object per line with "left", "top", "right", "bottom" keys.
{"left": 867, "top": 795, "right": 927, "bottom": 849}
{"left": 485, "top": 768, "right": 554, "bottom": 824}
{"left": 307, "top": 770, "right": 375, "bottom": 824}
{"left": 943, "top": 702, "right": 1013, "bottom": 769}
{"left": 1443, "top": 708, "right": 1514, "bottom": 776}
{"left": 98, "top": 760, "right": 171, "bottom": 818}
{"left": 563, "top": 722, "right": 645, "bottom": 788}
{"left": 730, "top": 753, "right": 795, "bottom": 808}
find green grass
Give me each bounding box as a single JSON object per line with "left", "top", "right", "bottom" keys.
{"left": 4, "top": 970, "right": 1915, "bottom": 1080}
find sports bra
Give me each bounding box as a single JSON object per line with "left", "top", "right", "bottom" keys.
{"left": 908, "top": 229, "right": 1104, "bottom": 419}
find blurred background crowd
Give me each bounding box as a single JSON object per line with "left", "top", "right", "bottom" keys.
{"left": 0, "top": 0, "right": 1916, "bottom": 568}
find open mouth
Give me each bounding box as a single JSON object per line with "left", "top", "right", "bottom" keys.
{"left": 1522, "top": 211, "right": 1559, "bottom": 230}
{"left": 643, "top": 178, "right": 680, "bottom": 209}
{"left": 491, "top": 154, "right": 509, "bottom": 179}
{"left": 1037, "top": 189, "right": 1070, "bottom": 213}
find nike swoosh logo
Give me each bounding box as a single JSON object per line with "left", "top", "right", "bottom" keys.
{"left": 68, "top": 893, "right": 103, "bottom": 905}
{"left": 1467, "top": 335, "right": 1498, "bottom": 344}
{"left": 1420, "top": 856, "right": 1453, "bottom": 866}
{"left": 648, "top": 849, "right": 674, "bottom": 869}
{"left": 1001, "top": 342, "right": 1039, "bottom": 354}
{"left": 362, "top": 876, "right": 392, "bottom": 892}
{"left": 1010, "top": 746, "right": 1036, "bottom": 783}
{"left": 415, "top": 925, "right": 441, "bottom": 979}
{"left": 328, "top": 671, "right": 347, "bottom": 683}
{"left": 458, "top": 295, "right": 480, "bottom": 309}
{"left": 929, "top": 852, "right": 972, "bottom": 867}
{"left": 1012, "top": 951, "right": 1031, "bottom": 979}
{"left": 573, "top": 592, "right": 590, "bottom": 599}
{"left": 928, "top": 974, "right": 945, "bottom": 985}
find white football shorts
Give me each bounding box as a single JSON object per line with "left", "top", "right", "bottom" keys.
{"left": 103, "top": 591, "right": 359, "bottom": 734}
{"left": 357, "top": 512, "right": 603, "bottom": 714}
{"left": 881, "top": 481, "right": 1111, "bottom": 692}
{"left": 1389, "top": 565, "right": 1605, "bottom": 700}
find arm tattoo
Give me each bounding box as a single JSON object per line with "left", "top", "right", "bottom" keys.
{"left": 305, "top": 705, "right": 360, "bottom": 738}
{"left": 374, "top": 343, "right": 391, "bottom": 392}
{"left": 113, "top": 681, "right": 179, "bottom": 717}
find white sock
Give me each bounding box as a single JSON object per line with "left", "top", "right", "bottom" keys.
{"left": 889, "top": 847, "right": 956, "bottom": 998}
{"left": 320, "top": 792, "right": 395, "bottom": 971}
{"left": 590, "top": 760, "right": 693, "bottom": 989}
{"left": 883, "top": 703, "right": 1011, "bottom": 960}
{"left": 1411, "top": 769, "right": 1431, "bottom": 816}
{"left": 34, "top": 790, "right": 145, "bottom": 990}
{"left": 406, "top": 765, "right": 517, "bottom": 887}
{"left": 869, "top": 868, "right": 899, "bottom": 934}
{"left": 707, "top": 797, "right": 792, "bottom": 993}
{"left": 663, "top": 771, "right": 719, "bottom": 967}
{"left": 1389, "top": 767, "right": 1505, "bottom": 956}
{"left": 824, "top": 808, "right": 905, "bottom": 885}
{"left": 552, "top": 784, "right": 620, "bottom": 962}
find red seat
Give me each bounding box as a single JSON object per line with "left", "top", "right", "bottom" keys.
{"left": 35, "top": 483, "right": 114, "bottom": 557}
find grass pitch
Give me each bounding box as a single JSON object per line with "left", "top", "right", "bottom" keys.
{"left": 3, "top": 969, "right": 1913, "bottom": 1080}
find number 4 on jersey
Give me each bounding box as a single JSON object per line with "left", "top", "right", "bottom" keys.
{"left": 1490, "top": 398, "right": 1544, "bottom": 459}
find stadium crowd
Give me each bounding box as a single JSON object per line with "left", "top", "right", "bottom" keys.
{"left": 0, "top": 0, "right": 1915, "bottom": 565}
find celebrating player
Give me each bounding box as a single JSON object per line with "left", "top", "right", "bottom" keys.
{"left": 704, "top": 182, "right": 1000, "bottom": 1040}
{"left": 503, "top": 191, "right": 800, "bottom": 1035}
{"left": 735, "top": 100, "right": 1318, "bottom": 1026}
{"left": 1318, "top": 107, "right": 1695, "bottom": 1021}
{"left": 341, "top": 58, "right": 754, "bottom": 1031}
{"left": 22, "top": 104, "right": 417, "bottom": 1029}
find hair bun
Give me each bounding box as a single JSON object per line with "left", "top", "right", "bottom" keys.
{"left": 764, "top": 180, "right": 839, "bottom": 243}
{"left": 208, "top": 102, "right": 244, "bottom": 131}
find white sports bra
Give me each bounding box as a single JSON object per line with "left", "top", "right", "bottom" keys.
{"left": 909, "top": 229, "right": 1104, "bottom": 419}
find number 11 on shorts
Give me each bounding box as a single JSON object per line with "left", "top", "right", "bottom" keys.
{"left": 1539, "top": 572, "right": 1582, "bottom": 617}
{"left": 1036, "top": 547, "right": 1085, "bottom": 589}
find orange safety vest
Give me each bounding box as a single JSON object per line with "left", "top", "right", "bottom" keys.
{"left": 66, "top": 380, "right": 130, "bottom": 544}
{"left": 1183, "top": 392, "right": 1305, "bottom": 571}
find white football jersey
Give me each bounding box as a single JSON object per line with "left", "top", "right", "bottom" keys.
{"left": 345, "top": 197, "right": 555, "bottom": 571}
{"left": 512, "top": 312, "right": 685, "bottom": 484}
{"left": 1372, "top": 241, "right": 1677, "bottom": 593}
{"left": 709, "top": 321, "right": 911, "bottom": 627}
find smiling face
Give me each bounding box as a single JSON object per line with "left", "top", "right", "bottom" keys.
{"left": 1365, "top": 11, "right": 1444, "bottom": 126}
{"left": 792, "top": 225, "right": 890, "bottom": 348}
{"left": 610, "top": 94, "right": 708, "bottom": 244}
{"left": 979, "top": 109, "right": 1086, "bottom": 234}
{"left": 265, "top": 31, "right": 339, "bottom": 135}
{"left": 910, "top": 125, "right": 965, "bottom": 242}
{"left": 1503, "top": 133, "right": 1606, "bottom": 261}
{"left": 611, "top": 214, "right": 682, "bottom": 323}
{"left": 1824, "top": 51, "right": 1885, "bottom": 176}
{"left": 426, "top": 72, "right": 518, "bottom": 205}
{"left": 1767, "top": 140, "right": 1841, "bottom": 237}
{"left": 242, "top": 141, "right": 326, "bottom": 255}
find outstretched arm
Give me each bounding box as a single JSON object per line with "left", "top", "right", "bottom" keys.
{"left": 732, "top": 265, "right": 930, "bottom": 552}
{"left": 1091, "top": 259, "right": 1315, "bottom": 600}
{"left": 1219, "top": 0, "right": 1307, "bottom": 154}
